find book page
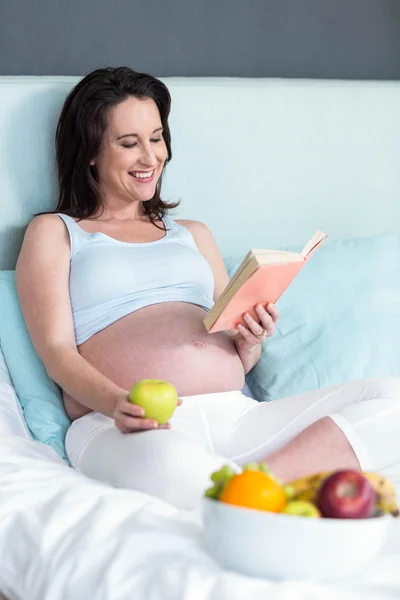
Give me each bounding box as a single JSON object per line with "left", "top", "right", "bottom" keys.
{"left": 300, "top": 230, "right": 328, "bottom": 258}
{"left": 251, "top": 248, "right": 298, "bottom": 255}
{"left": 256, "top": 251, "right": 303, "bottom": 265}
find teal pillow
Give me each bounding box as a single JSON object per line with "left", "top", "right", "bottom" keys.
{"left": 226, "top": 234, "right": 400, "bottom": 402}
{"left": 2, "top": 234, "right": 398, "bottom": 458}
{"left": 0, "top": 271, "right": 70, "bottom": 459}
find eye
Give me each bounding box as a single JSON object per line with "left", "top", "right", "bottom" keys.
{"left": 122, "top": 137, "right": 162, "bottom": 149}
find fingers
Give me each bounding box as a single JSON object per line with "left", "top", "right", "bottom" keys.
{"left": 255, "top": 304, "right": 275, "bottom": 336}
{"left": 115, "top": 412, "right": 159, "bottom": 432}
{"left": 266, "top": 302, "right": 280, "bottom": 323}
{"left": 114, "top": 396, "right": 180, "bottom": 434}
{"left": 237, "top": 322, "right": 264, "bottom": 345}
{"left": 242, "top": 309, "right": 272, "bottom": 338}
{"left": 114, "top": 397, "right": 157, "bottom": 433}
{"left": 115, "top": 416, "right": 172, "bottom": 434}
{"left": 121, "top": 397, "right": 183, "bottom": 412}
{"left": 119, "top": 401, "right": 146, "bottom": 418}
{"left": 237, "top": 302, "right": 279, "bottom": 345}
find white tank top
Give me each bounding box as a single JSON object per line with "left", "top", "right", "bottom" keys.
{"left": 57, "top": 213, "right": 215, "bottom": 345}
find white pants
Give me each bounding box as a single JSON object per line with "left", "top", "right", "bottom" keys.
{"left": 65, "top": 378, "right": 400, "bottom": 511}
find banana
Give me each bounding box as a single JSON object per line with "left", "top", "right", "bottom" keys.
{"left": 364, "top": 472, "right": 399, "bottom": 517}
{"left": 287, "top": 470, "right": 399, "bottom": 517}
{"left": 287, "top": 472, "right": 332, "bottom": 504}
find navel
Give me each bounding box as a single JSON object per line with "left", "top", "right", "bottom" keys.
{"left": 193, "top": 340, "right": 205, "bottom": 349}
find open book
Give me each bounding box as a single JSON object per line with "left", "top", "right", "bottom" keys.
{"left": 203, "top": 230, "right": 328, "bottom": 333}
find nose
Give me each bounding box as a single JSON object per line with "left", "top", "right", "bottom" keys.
{"left": 138, "top": 142, "right": 158, "bottom": 167}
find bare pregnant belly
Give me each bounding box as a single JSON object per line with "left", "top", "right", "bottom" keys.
{"left": 64, "top": 302, "right": 245, "bottom": 420}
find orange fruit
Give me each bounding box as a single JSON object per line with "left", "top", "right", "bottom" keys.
{"left": 220, "top": 470, "right": 286, "bottom": 512}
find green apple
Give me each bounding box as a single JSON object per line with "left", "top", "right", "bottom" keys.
{"left": 282, "top": 500, "right": 321, "bottom": 518}
{"left": 128, "top": 379, "right": 178, "bottom": 425}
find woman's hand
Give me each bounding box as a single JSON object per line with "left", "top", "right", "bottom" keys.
{"left": 113, "top": 394, "right": 183, "bottom": 434}
{"left": 235, "top": 302, "right": 279, "bottom": 349}
{"left": 232, "top": 303, "right": 279, "bottom": 374}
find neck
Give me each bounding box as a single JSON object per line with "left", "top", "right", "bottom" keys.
{"left": 93, "top": 197, "right": 144, "bottom": 222}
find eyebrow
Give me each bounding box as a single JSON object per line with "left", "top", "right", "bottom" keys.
{"left": 117, "top": 127, "right": 163, "bottom": 140}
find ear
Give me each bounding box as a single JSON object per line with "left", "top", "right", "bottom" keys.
{"left": 90, "top": 159, "right": 95, "bottom": 166}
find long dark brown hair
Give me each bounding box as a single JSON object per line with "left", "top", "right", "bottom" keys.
{"left": 45, "top": 66, "right": 179, "bottom": 225}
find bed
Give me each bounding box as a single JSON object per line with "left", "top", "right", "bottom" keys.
{"left": 1, "top": 76, "right": 400, "bottom": 599}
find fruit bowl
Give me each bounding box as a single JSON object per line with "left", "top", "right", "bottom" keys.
{"left": 202, "top": 496, "right": 391, "bottom": 581}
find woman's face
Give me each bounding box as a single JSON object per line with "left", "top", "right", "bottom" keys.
{"left": 92, "top": 96, "right": 168, "bottom": 209}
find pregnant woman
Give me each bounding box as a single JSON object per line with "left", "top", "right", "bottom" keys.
{"left": 16, "top": 66, "right": 400, "bottom": 510}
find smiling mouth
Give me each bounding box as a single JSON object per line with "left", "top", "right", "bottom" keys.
{"left": 129, "top": 169, "right": 155, "bottom": 181}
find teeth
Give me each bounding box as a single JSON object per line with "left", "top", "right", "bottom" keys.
{"left": 131, "top": 170, "right": 154, "bottom": 179}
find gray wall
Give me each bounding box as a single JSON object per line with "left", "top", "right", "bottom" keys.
{"left": 1, "top": 0, "right": 400, "bottom": 78}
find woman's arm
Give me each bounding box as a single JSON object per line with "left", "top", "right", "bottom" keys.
{"left": 16, "top": 215, "right": 156, "bottom": 431}
{"left": 231, "top": 302, "right": 279, "bottom": 373}
{"left": 232, "top": 333, "right": 262, "bottom": 374}
{"left": 178, "top": 220, "right": 278, "bottom": 373}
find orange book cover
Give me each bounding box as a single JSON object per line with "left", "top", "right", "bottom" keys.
{"left": 204, "top": 230, "right": 327, "bottom": 333}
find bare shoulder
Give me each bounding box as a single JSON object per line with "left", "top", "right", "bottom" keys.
{"left": 175, "top": 219, "right": 213, "bottom": 240}
{"left": 176, "top": 218, "right": 222, "bottom": 257}
{"left": 21, "top": 213, "right": 68, "bottom": 249}
{"left": 25, "top": 213, "right": 64, "bottom": 235}
{"left": 17, "top": 213, "right": 70, "bottom": 276}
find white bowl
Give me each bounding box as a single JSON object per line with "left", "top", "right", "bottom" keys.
{"left": 202, "top": 497, "right": 391, "bottom": 581}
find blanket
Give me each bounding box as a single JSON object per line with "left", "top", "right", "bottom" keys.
{"left": 1, "top": 437, "right": 400, "bottom": 599}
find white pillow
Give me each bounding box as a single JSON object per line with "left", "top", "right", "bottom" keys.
{"left": 0, "top": 382, "right": 32, "bottom": 439}
{"left": 0, "top": 343, "right": 12, "bottom": 387}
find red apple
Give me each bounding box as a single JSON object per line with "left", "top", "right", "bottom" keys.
{"left": 317, "top": 470, "right": 376, "bottom": 519}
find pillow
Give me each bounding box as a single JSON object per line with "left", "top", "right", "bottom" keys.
{"left": 0, "top": 272, "right": 70, "bottom": 459}
{"left": 0, "top": 381, "right": 33, "bottom": 439}
{"left": 226, "top": 234, "right": 400, "bottom": 402}
{"left": 2, "top": 233, "right": 398, "bottom": 457}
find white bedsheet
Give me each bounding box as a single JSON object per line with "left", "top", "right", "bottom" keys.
{"left": 1, "top": 437, "right": 400, "bottom": 600}
{"left": 0, "top": 346, "right": 13, "bottom": 388}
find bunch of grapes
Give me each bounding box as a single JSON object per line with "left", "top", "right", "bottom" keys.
{"left": 205, "top": 462, "right": 281, "bottom": 500}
